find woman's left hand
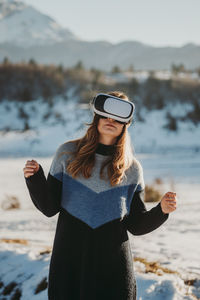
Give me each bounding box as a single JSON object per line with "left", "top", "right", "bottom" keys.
{"left": 160, "top": 191, "right": 177, "bottom": 214}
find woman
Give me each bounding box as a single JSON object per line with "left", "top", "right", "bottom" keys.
{"left": 23, "top": 90, "right": 177, "bottom": 300}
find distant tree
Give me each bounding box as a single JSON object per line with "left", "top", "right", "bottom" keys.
{"left": 24, "top": 120, "right": 30, "bottom": 131}
{"left": 171, "top": 63, "right": 185, "bottom": 75}
{"left": 57, "top": 64, "right": 64, "bottom": 73}
{"left": 20, "top": 87, "right": 32, "bottom": 102}
{"left": 186, "top": 99, "right": 200, "bottom": 125}
{"left": 74, "top": 60, "right": 84, "bottom": 70}
{"left": 179, "top": 64, "right": 185, "bottom": 72}
{"left": 148, "top": 70, "right": 155, "bottom": 78}
{"left": 42, "top": 85, "right": 52, "bottom": 101}
{"left": 196, "top": 67, "right": 200, "bottom": 78}
{"left": 129, "top": 78, "right": 139, "bottom": 94}
{"left": 163, "top": 112, "right": 177, "bottom": 131}
{"left": 111, "top": 65, "right": 121, "bottom": 74}
{"left": 29, "top": 58, "right": 37, "bottom": 66}
{"left": 156, "top": 95, "right": 165, "bottom": 110}
{"left": 3, "top": 56, "right": 10, "bottom": 65}
{"left": 90, "top": 68, "right": 103, "bottom": 87}
{"left": 18, "top": 106, "right": 29, "bottom": 120}
{"left": 143, "top": 77, "right": 164, "bottom": 110}
{"left": 127, "top": 64, "right": 134, "bottom": 72}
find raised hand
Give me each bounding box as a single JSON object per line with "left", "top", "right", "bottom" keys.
{"left": 23, "top": 159, "right": 40, "bottom": 178}
{"left": 160, "top": 191, "right": 177, "bottom": 214}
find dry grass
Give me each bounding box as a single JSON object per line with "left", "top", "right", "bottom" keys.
{"left": 2, "top": 281, "right": 17, "bottom": 295}
{"left": 0, "top": 238, "right": 29, "bottom": 245}
{"left": 134, "top": 256, "right": 179, "bottom": 276}
{"left": 154, "top": 177, "right": 163, "bottom": 185}
{"left": 184, "top": 278, "right": 198, "bottom": 286}
{"left": 134, "top": 256, "right": 200, "bottom": 293}
{"left": 35, "top": 277, "right": 48, "bottom": 294}
{"left": 0, "top": 281, "right": 21, "bottom": 300}
{"left": 1, "top": 195, "right": 20, "bottom": 210}
{"left": 10, "top": 288, "right": 21, "bottom": 300}
{"left": 144, "top": 184, "right": 163, "bottom": 203}
{"left": 39, "top": 247, "right": 52, "bottom": 255}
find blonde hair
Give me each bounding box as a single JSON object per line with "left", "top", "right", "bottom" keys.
{"left": 63, "top": 91, "right": 135, "bottom": 186}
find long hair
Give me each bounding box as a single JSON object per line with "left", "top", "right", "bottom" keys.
{"left": 62, "top": 91, "right": 135, "bottom": 186}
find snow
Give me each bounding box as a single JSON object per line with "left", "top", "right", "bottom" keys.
{"left": 130, "top": 107, "right": 200, "bottom": 153}
{"left": 106, "top": 70, "right": 200, "bottom": 83}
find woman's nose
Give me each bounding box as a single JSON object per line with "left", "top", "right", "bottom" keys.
{"left": 107, "top": 117, "right": 114, "bottom": 122}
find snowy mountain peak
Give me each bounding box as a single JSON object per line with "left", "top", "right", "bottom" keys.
{"left": 0, "top": 0, "right": 27, "bottom": 19}
{"left": 0, "top": 0, "right": 78, "bottom": 47}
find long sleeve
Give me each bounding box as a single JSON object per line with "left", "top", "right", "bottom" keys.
{"left": 123, "top": 189, "right": 169, "bottom": 235}
{"left": 123, "top": 158, "right": 169, "bottom": 235}
{"left": 24, "top": 145, "right": 64, "bottom": 217}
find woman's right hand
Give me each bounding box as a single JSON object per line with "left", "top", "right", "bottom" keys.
{"left": 23, "top": 159, "right": 40, "bottom": 178}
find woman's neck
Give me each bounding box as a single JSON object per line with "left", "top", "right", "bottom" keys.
{"left": 95, "top": 142, "right": 115, "bottom": 156}
{"left": 98, "top": 136, "right": 117, "bottom": 145}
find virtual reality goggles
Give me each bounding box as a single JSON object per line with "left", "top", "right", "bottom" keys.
{"left": 90, "top": 93, "right": 135, "bottom": 124}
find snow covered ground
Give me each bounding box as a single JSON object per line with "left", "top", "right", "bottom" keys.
{"left": 0, "top": 94, "right": 200, "bottom": 157}
{"left": 0, "top": 151, "right": 199, "bottom": 299}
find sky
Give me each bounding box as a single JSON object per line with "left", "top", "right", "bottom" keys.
{"left": 23, "top": 0, "right": 200, "bottom": 47}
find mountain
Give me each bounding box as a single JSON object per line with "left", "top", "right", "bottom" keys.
{"left": 1, "top": 40, "right": 200, "bottom": 71}
{"left": 0, "top": 0, "right": 200, "bottom": 70}
{"left": 0, "top": 0, "right": 77, "bottom": 47}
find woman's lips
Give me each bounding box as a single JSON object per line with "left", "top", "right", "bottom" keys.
{"left": 105, "top": 124, "right": 116, "bottom": 128}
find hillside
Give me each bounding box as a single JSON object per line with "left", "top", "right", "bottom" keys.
{"left": 0, "top": 62, "right": 200, "bottom": 156}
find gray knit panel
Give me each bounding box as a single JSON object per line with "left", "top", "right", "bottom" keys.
{"left": 49, "top": 141, "right": 145, "bottom": 192}
{"left": 49, "top": 141, "right": 145, "bottom": 228}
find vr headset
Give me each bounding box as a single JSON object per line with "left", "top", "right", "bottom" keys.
{"left": 90, "top": 93, "right": 135, "bottom": 124}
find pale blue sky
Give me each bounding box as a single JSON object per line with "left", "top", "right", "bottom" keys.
{"left": 24, "top": 0, "right": 200, "bottom": 47}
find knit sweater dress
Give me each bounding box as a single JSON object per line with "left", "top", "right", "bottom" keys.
{"left": 25, "top": 141, "right": 169, "bottom": 300}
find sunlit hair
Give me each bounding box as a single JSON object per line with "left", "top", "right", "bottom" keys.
{"left": 62, "top": 91, "right": 135, "bottom": 186}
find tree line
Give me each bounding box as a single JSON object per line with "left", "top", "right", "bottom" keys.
{"left": 0, "top": 58, "right": 200, "bottom": 130}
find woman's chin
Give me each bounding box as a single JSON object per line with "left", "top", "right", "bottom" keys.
{"left": 104, "top": 127, "right": 116, "bottom": 132}
{"left": 100, "top": 131, "right": 117, "bottom": 138}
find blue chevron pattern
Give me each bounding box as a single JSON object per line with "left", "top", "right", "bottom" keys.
{"left": 60, "top": 173, "right": 137, "bottom": 229}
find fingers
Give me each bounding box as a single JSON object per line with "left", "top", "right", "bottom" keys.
{"left": 23, "top": 165, "right": 36, "bottom": 172}
{"left": 165, "top": 192, "right": 177, "bottom": 202}
{"left": 161, "top": 191, "right": 177, "bottom": 213}
{"left": 166, "top": 191, "right": 176, "bottom": 196}
{"left": 167, "top": 203, "right": 176, "bottom": 208}
{"left": 25, "top": 160, "right": 38, "bottom": 166}
{"left": 165, "top": 199, "right": 177, "bottom": 209}
{"left": 25, "top": 161, "right": 38, "bottom": 169}
{"left": 166, "top": 199, "right": 176, "bottom": 203}
{"left": 24, "top": 172, "right": 34, "bottom": 178}
{"left": 23, "top": 160, "right": 39, "bottom": 178}
{"left": 24, "top": 165, "right": 37, "bottom": 171}
{"left": 23, "top": 171, "right": 34, "bottom": 178}
{"left": 166, "top": 198, "right": 176, "bottom": 203}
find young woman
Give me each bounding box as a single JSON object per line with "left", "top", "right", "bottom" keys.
{"left": 23, "top": 90, "right": 177, "bottom": 300}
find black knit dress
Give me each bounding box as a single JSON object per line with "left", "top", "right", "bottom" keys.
{"left": 25, "top": 142, "right": 169, "bottom": 300}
